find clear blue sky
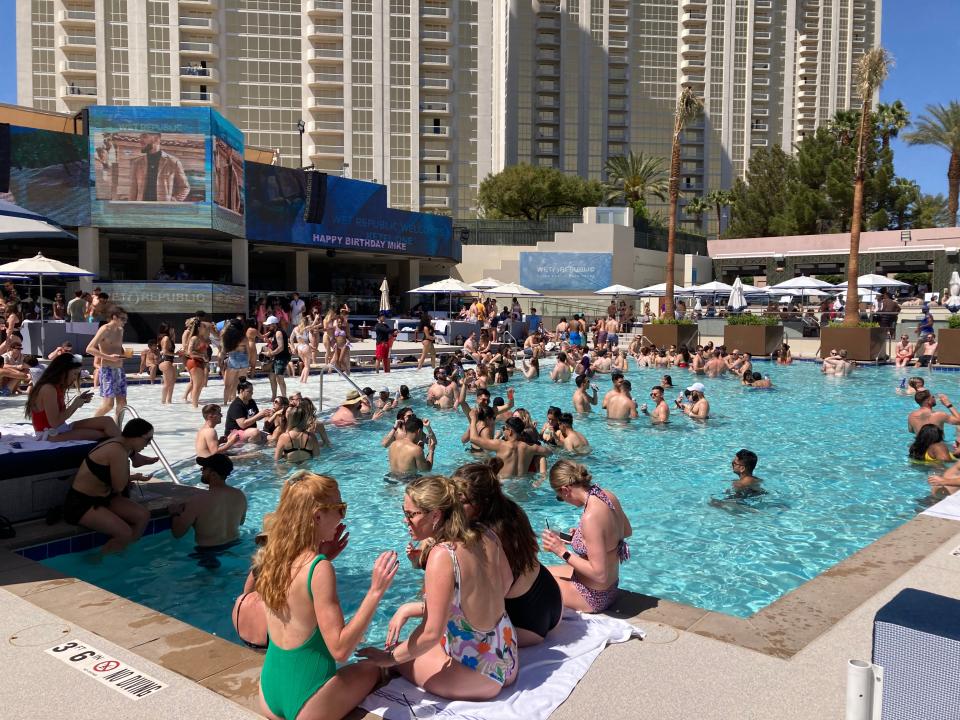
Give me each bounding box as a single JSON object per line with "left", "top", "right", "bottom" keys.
{"left": 0, "top": 1, "right": 956, "bottom": 196}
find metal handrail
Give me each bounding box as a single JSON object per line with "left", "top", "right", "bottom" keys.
{"left": 500, "top": 330, "right": 519, "bottom": 347}
{"left": 317, "top": 362, "right": 363, "bottom": 411}
{"left": 117, "top": 405, "right": 182, "bottom": 484}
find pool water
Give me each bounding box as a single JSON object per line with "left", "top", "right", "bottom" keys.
{"left": 44, "top": 362, "right": 943, "bottom": 647}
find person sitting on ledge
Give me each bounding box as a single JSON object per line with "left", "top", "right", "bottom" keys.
{"left": 25, "top": 353, "right": 119, "bottom": 441}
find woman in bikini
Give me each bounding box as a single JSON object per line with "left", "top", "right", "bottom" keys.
{"left": 332, "top": 315, "right": 351, "bottom": 375}
{"left": 256, "top": 472, "right": 398, "bottom": 720}
{"left": 291, "top": 316, "right": 314, "bottom": 384}
{"left": 359, "top": 474, "right": 518, "bottom": 700}
{"left": 322, "top": 308, "right": 338, "bottom": 370}
{"left": 274, "top": 406, "right": 321, "bottom": 463}
{"left": 184, "top": 320, "right": 209, "bottom": 408}
{"left": 244, "top": 319, "right": 260, "bottom": 377}
{"left": 415, "top": 311, "right": 437, "bottom": 370}
{"left": 156, "top": 322, "right": 177, "bottom": 405}
{"left": 233, "top": 519, "right": 271, "bottom": 651}
{"left": 542, "top": 459, "right": 631, "bottom": 614}
{"left": 221, "top": 320, "right": 249, "bottom": 405}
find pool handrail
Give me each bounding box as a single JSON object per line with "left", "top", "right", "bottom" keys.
{"left": 317, "top": 362, "right": 363, "bottom": 412}
{"left": 117, "top": 405, "right": 182, "bottom": 485}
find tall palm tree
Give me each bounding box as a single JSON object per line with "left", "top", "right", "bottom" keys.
{"left": 829, "top": 109, "right": 861, "bottom": 146}
{"left": 844, "top": 47, "right": 892, "bottom": 327}
{"left": 602, "top": 151, "right": 669, "bottom": 210}
{"left": 904, "top": 101, "right": 960, "bottom": 225}
{"left": 706, "top": 189, "right": 731, "bottom": 236}
{"left": 910, "top": 193, "right": 950, "bottom": 229}
{"left": 875, "top": 100, "right": 910, "bottom": 149}
{"left": 665, "top": 86, "right": 704, "bottom": 318}
{"left": 685, "top": 196, "right": 709, "bottom": 230}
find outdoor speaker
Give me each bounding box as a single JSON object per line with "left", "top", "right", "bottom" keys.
{"left": 304, "top": 170, "right": 328, "bottom": 224}
{"left": 0, "top": 123, "right": 10, "bottom": 194}
{"left": 872, "top": 588, "right": 960, "bottom": 719}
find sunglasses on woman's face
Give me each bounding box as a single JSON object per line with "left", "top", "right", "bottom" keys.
{"left": 316, "top": 502, "right": 347, "bottom": 518}
{"left": 402, "top": 508, "right": 427, "bottom": 521}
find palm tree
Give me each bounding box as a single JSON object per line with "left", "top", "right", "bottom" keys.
{"left": 843, "top": 47, "right": 892, "bottom": 327}
{"left": 903, "top": 101, "right": 960, "bottom": 225}
{"left": 875, "top": 100, "right": 910, "bottom": 149}
{"left": 829, "top": 109, "right": 861, "bottom": 146}
{"left": 685, "top": 196, "right": 709, "bottom": 231}
{"left": 602, "top": 151, "right": 669, "bottom": 211}
{"left": 665, "top": 86, "right": 704, "bottom": 318}
{"left": 706, "top": 189, "right": 731, "bottom": 236}
{"left": 910, "top": 193, "right": 950, "bottom": 228}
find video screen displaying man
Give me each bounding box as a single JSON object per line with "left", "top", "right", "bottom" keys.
{"left": 213, "top": 137, "right": 244, "bottom": 215}
{"left": 91, "top": 130, "right": 205, "bottom": 203}
{"left": 129, "top": 131, "right": 191, "bottom": 202}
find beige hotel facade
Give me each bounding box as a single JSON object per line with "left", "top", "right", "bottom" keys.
{"left": 17, "top": 0, "right": 880, "bottom": 233}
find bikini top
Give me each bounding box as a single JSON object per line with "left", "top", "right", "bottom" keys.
{"left": 83, "top": 439, "right": 134, "bottom": 492}
{"left": 282, "top": 432, "right": 315, "bottom": 458}
{"left": 570, "top": 486, "right": 630, "bottom": 563}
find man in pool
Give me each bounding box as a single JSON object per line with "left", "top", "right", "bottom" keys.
{"left": 605, "top": 378, "right": 639, "bottom": 420}
{"left": 601, "top": 372, "right": 625, "bottom": 410}
{"left": 195, "top": 404, "right": 241, "bottom": 458}
{"left": 169, "top": 453, "right": 247, "bottom": 553}
{"left": 908, "top": 390, "right": 960, "bottom": 434}
{"left": 556, "top": 413, "right": 590, "bottom": 453}
{"left": 640, "top": 385, "right": 670, "bottom": 423}
{"left": 225, "top": 380, "right": 270, "bottom": 444}
{"left": 550, "top": 352, "right": 574, "bottom": 382}
{"left": 469, "top": 416, "right": 552, "bottom": 478}
{"left": 329, "top": 389, "right": 365, "bottom": 427}
{"left": 678, "top": 382, "right": 710, "bottom": 420}
{"left": 704, "top": 349, "right": 726, "bottom": 377}
{"left": 709, "top": 449, "right": 766, "bottom": 513}
{"left": 572, "top": 374, "right": 599, "bottom": 413}
{"left": 387, "top": 416, "right": 436, "bottom": 475}
{"left": 425, "top": 367, "right": 457, "bottom": 409}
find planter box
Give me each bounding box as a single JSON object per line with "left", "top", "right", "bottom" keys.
{"left": 937, "top": 328, "right": 960, "bottom": 365}
{"left": 723, "top": 324, "right": 784, "bottom": 356}
{"left": 642, "top": 323, "right": 698, "bottom": 350}
{"left": 819, "top": 326, "right": 886, "bottom": 362}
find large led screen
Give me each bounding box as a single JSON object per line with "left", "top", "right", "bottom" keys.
{"left": 519, "top": 252, "right": 613, "bottom": 291}
{"left": 245, "top": 164, "right": 458, "bottom": 261}
{"left": 3, "top": 125, "right": 90, "bottom": 227}
{"left": 87, "top": 106, "right": 243, "bottom": 233}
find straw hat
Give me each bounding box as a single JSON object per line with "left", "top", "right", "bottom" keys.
{"left": 342, "top": 390, "right": 363, "bottom": 406}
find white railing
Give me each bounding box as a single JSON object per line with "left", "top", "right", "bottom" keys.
{"left": 62, "top": 35, "right": 96, "bottom": 46}
{"left": 421, "top": 125, "right": 450, "bottom": 136}
{"left": 63, "top": 60, "right": 97, "bottom": 71}
{"left": 313, "top": 0, "right": 343, "bottom": 10}
{"left": 63, "top": 85, "right": 97, "bottom": 96}
{"left": 420, "top": 172, "right": 450, "bottom": 182}
{"left": 180, "top": 41, "right": 213, "bottom": 53}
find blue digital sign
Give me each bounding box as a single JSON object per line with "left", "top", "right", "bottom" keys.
{"left": 244, "top": 164, "right": 458, "bottom": 261}
{"left": 519, "top": 252, "right": 613, "bottom": 291}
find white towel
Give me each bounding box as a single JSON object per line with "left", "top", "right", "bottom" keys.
{"left": 923, "top": 491, "right": 960, "bottom": 522}
{"left": 0, "top": 422, "right": 93, "bottom": 455}
{"left": 360, "top": 610, "right": 643, "bottom": 720}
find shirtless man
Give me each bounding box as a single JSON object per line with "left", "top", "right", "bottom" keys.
{"left": 737, "top": 352, "right": 753, "bottom": 379}
{"left": 469, "top": 417, "right": 551, "bottom": 478}
{"left": 329, "top": 390, "right": 365, "bottom": 427}
{"left": 604, "top": 314, "right": 620, "bottom": 349}
{"left": 605, "top": 379, "right": 639, "bottom": 420}
{"left": 86, "top": 307, "right": 128, "bottom": 422}
{"left": 426, "top": 368, "right": 458, "bottom": 409}
{"left": 822, "top": 349, "right": 854, "bottom": 376}
{"left": 169, "top": 453, "right": 247, "bottom": 549}
{"left": 550, "top": 352, "right": 574, "bottom": 382}
{"left": 640, "top": 385, "right": 670, "bottom": 423}
{"left": 572, "top": 374, "right": 599, "bottom": 413}
{"left": 724, "top": 349, "right": 744, "bottom": 374}
{"left": 388, "top": 416, "right": 436, "bottom": 475}
{"left": 690, "top": 348, "right": 706, "bottom": 374}
{"left": 704, "top": 350, "right": 726, "bottom": 377}
{"left": 556, "top": 413, "right": 590, "bottom": 453}
{"left": 463, "top": 332, "right": 480, "bottom": 362}
{"left": 381, "top": 406, "right": 416, "bottom": 448}
{"left": 678, "top": 382, "right": 710, "bottom": 420}
{"left": 601, "top": 372, "right": 625, "bottom": 411}
{"left": 743, "top": 372, "right": 773, "bottom": 388}
{"left": 195, "top": 404, "right": 240, "bottom": 458}
{"left": 908, "top": 390, "right": 960, "bottom": 434}
{"left": 592, "top": 349, "right": 613, "bottom": 373}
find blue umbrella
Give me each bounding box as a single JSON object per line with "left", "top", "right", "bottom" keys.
{"left": 0, "top": 199, "right": 77, "bottom": 240}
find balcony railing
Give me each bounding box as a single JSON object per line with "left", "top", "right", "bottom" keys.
{"left": 309, "top": 72, "right": 344, "bottom": 83}
{"left": 421, "top": 125, "right": 450, "bottom": 136}
{"left": 311, "top": 145, "right": 345, "bottom": 155}
{"left": 420, "top": 172, "right": 450, "bottom": 183}
{"left": 62, "top": 59, "right": 97, "bottom": 72}
{"left": 179, "top": 16, "right": 216, "bottom": 30}
{"left": 62, "top": 84, "right": 97, "bottom": 97}
{"left": 181, "top": 91, "right": 219, "bottom": 103}
{"left": 180, "top": 42, "right": 215, "bottom": 55}
{"left": 422, "top": 30, "right": 450, "bottom": 42}
{"left": 420, "top": 101, "right": 449, "bottom": 113}
{"left": 421, "top": 77, "right": 450, "bottom": 90}
{"left": 422, "top": 6, "right": 450, "bottom": 19}
{"left": 311, "top": 0, "right": 343, "bottom": 10}
{"left": 61, "top": 9, "right": 95, "bottom": 21}
{"left": 421, "top": 196, "right": 449, "bottom": 208}
{"left": 308, "top": 120, "right": 344, "bottom": 132}
{"left": 310, "top": 48, "right": 344, "bottom": 60}
{"left": 421, "top": 148, "right": 449, "bottom": 160}
{"left": 61, "top": 35, "right": 97, "bottom": 46}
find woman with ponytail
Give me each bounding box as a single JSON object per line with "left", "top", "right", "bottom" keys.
{"left": 256, "top": 472, "right": 398, "bottom": 720}
{"left": 358, "top": 474, "right": 518, "bottom": 700}
{"left": 454, "top": 458, "right": 562, "bottom": 646}
{"left": 542, "top": 459, "right": 632, "bottom": 614}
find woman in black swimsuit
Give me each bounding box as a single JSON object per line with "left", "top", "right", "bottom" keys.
{"left": 157, "top": 322, "right": 177, "bottom": 405}
{"left": 65, "top": 418, "right": 157, "bottom": 554}
{"left": 273, "top": 406, "right": 320, "bottom": 463}
{"left": 452, "top": 458, "right": 563, "bottom": 646}
{"left": 415, "top": 311, "right": 436, "bottom": 370}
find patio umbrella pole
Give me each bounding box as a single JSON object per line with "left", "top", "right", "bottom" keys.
{"left": 38, "top": 273, "right": 45, "bottom": 355}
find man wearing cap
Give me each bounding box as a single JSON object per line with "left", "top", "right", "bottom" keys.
{"left": 373, "top": 312, "right": 395, "bottom": 374}
{"left": 469, "top": 416, "right": 552, "bottom": 478}
{"left": 678, "top": 382, "right": 710, "bottom": 420}
{"left": 169, "top": 453, "right": 247, "bottom": 550}
{"left": 330, "top": 389, "right": 365, "bottom": 426}
{"left": 388, "top": 416, "right": 437, "bottom": 475}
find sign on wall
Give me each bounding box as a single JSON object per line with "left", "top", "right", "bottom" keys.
{"left": 519, "top": 252, "right": 613, "bottom": 291}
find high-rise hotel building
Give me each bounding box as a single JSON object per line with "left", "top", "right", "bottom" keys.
{"left": 16, "top": 0, "right": 880, "bottom": 230}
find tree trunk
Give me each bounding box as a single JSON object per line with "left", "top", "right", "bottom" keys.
{"left": 665, "top": 133, "right": 682, "bottom": 318}
{"left": 845, "top": 99, "right": 873, "bottom": 327}
{"left": 948, "top": 152, "right": 960, "bottom": 227}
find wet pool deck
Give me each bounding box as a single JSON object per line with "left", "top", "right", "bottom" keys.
{"left": 3, "top": 349, "right": 960, "bottom": 717}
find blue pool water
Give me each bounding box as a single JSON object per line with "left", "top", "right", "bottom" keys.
{"left": 44, "top": 362, "right": 945, "bottom": 647}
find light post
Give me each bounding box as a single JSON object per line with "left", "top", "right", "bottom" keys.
{"left": 296, "top": 120, "right": 305, "bottom": 168}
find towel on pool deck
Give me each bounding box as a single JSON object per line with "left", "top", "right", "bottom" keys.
{"left": 923, "top": 490, "right": 960, "bottom": 522}
{"left": 360, "top": 610, "right": 643, "bottom": 720}
{"left": 0, "top": 423, "right": 93, "bottom": 454}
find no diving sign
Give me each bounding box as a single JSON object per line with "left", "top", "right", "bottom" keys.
{"left": 45, "top": 639, "right": 167, "bottom": 701}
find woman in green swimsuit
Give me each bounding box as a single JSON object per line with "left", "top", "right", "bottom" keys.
{"left": 256, "top": 471, "right": 399, "bottom": 720}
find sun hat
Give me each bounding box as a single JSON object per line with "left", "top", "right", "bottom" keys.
{"left": 197, "top": 452, "right": 234, "bottom": 478}
{"left": 342, "top": 389, "right": 363, "bottom": 405}
{"left": 686, "top": 382, "right": 706, "bottom": 393}
{"left": 263, "top": 316, "right": 280, "bottom": 326}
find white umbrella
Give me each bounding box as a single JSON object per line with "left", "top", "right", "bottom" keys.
{"left": 485, "top": 282, "right": 543, "bottom": 297}
{"left": 0, "top": 199, "right": 77, "bottom": 240}
{"left": 769, "top": 287, "right": 829, "bottom": 298}
{"left": 378, "top": 278, "right": 391, "bottom": 313}
{"left": 687, "top": 280, "right": 734, "bottom": 296}
{"left": 470, "top": 276, "right": 503, "bottom": 290}
{"left": 594, "top": 284, "right": 637, "bottom": 296}
{"left": 409, "top": 278, "right": 476, "bottom": 294}
{"left": 767, "top": 275, "right": 837, "bottom": 291}
{"left": 0, "top": 253, "right": 93, "bottom": 354}
{"left": 634, "top": 282, "right": 696, "bottom": 297}
{"left": 835, "top": 274, "right": 910, "bottom": 290}
{"left": 728, "top": 277, "right": 748, "bottom": 311}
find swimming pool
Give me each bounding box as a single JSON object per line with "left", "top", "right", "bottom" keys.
{"left": 44, "top": 362, "right": 941, "bottom": 647}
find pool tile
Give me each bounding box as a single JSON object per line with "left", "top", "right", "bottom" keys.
{"left": 134, "top": 628, "right": 258, "bottom": 682}
{"left": 198, "top": 656, "right": 265, "bottom": 712}
{"left": 69, "top": 533, "right": 95, "bottom": 553}
{"left": 81, "top": 599, "right": 197, "bottom": 650}
{"left": 19, "top": 544, "right": 48, "bottom": 562}
{"left": 46, "top": 539, "right": 71, "bottom": 559}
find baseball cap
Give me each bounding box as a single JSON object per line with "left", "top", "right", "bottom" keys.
{"left": 263, "top": 316, "right": 280, "bottom": 326}
{"left": 686, "top": 382, "right": 706, "bottom": 393}
{"left": 197, "top": 453, "right": 234, "bottom": 478}
{"left": 380, "top": 386, "right": 390, "bottom": 395}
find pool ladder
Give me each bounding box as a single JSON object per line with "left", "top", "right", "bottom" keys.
{"left": 117, "top": 405, "right": 182, "bottom": 485}
{"left": 316, "top": 362, "right": 364, "bottom": 412}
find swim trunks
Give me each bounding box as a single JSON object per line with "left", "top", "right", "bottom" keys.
{"left": 98, "top": 367, "right": 127, "bottom": 398}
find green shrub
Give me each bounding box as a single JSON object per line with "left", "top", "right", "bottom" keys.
{"left": 827, "top": 321, "right": 880, "bottom": 328}
{"left": 948, "top": 315, "right": 960, "bottom": 329}
{"left": 649, "top": 317, "right": 696, "bottom": 326}
{"left": 725, "top": 313, "right": 779, "bottom": 326}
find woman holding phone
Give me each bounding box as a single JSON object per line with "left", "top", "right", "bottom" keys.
{"left": 25, "top": 353, "right": 119, "bottom": 441}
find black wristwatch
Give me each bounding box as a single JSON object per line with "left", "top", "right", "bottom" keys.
{"left": 561, "top": 551, "right": 571, "bottom": 563}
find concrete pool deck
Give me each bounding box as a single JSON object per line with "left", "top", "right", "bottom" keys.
{"left": 3, "top": 357, "right": 960, "bottom": 717}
